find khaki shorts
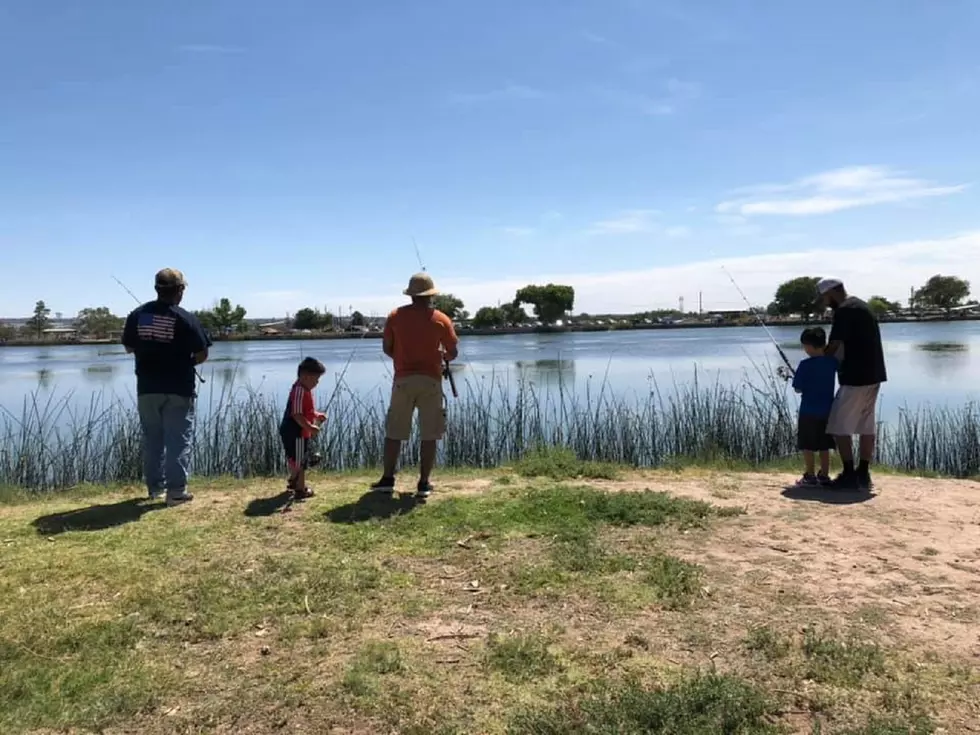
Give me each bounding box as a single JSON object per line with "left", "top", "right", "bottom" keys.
{"left": 385, "top": 375, "right": 446, "bottom": 441}
{"left": 826, "top": 384, "right": 880, "bottom": 436}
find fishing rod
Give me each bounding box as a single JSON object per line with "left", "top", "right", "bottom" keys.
{"left": 720, "top": 266, "right": 795, "bottom": 377}
{"left": 411, "top": 237, "right": 457, "bottom": 397}
{"left": 111, "top": 275, "right": 206, "bottom": 384}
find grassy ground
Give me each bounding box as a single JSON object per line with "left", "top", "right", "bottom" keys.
{"left": 1, "top": 455, "right": 978, "bottom": 734}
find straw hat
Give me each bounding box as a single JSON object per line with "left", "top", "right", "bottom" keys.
{"left": 404, "top": 272, "right": 439, "bottom": 297}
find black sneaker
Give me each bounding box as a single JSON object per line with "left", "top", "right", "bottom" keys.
{"left": 817, "top": 472, "right": 832, "bottom": 486}
{"left": 293, "top": 486, "right": 315, "bottom": 500}
{"left": 415, "top": 481, "right": 433, "bottom": 500}
{"left": 370, "top": 476, "right": 395, "bottom": 494}
{"left": 797, "top": 473, "right": 819, "bottom": 486}
{"left": 857, "top": 470, "right": 874, "bottom": 490}
{"left": 166, "top": 492, "right": 194, "bottom": 507}
{"left": 828, "top": 472, "right": 860, "bottom": 491}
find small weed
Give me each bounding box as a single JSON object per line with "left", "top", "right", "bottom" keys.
{"left": 642, "top": 554, "right": 704, "bottom": 609}
{"left": 802, "top": 627, "right": 885, "bottom": 687}
{"left": 745, "top": 626, "right": 792, "bottom": 660}
{"left": 839, "top": 714, "right": 935, "bottom": 735}
{"left": 513, "top": 446, "right": 622, "bottom": 480}
{"left": 484, "top": 633, "right": 562, "bottom": 683}
{"left": 341, "top": 641, "right": 404, "bottom": 698}
{"left": 508, "top": 673, "right": 778, "bottom": 734}
{"left": 920, "top": 547, "right": 939, "bottom": 557}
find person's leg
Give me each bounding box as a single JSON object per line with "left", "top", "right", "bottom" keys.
{"left": 802, "top": 450, "right": 815, "bottom": 477}
{"left": 416, "top": 378, "right": 446, "bottom": 497}
{"left": 855, "top": 385, "right": 880, "bottom": 488}
{"left": 374, "top": 379, "right": 413, "bottom": 492}
{"left": 826, "top": 387, "right": 859, "bottom": 489}
{"left": 293, "top": 438, "right": 314, "bottom": 499}
{"left": 162, "top": 395, "right": 195, "bottom": 505}
{"left": 137, "top": 394, "right": 166, "bottom": 499}
{"left": 818, "top": 450, "right": 831, "bottom": 477}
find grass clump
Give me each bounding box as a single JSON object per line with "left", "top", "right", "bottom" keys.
{"left": 513, "top": 446, "right": 621, "bottom": 480}
{"left": 642, "top": 554, "right": 704, "bottom": 609}
{"left": 802, "top": 626, "right": 885, "bottom": 687}
{"left": 484, "top": 633, "right": 563, "bottom": 683}
{"left": 341, "top": 641, "right": 405, "bottom": 699}
{"left": 745, "top": 625, "right": 793, "bottom": 660}
{"left": 508, "top": 673, "right": 779, "bottom": 734}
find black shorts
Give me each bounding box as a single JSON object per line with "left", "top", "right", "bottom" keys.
{"left": 797, "top": 414, "right": 836, "bottom": 452}
{"left": 281, "top": 428, "right": 311, "bottom": 470}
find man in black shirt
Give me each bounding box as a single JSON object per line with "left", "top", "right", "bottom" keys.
{"left": 818, "top": 278, "right": 888, "bottom": 490}
{"left": 122, "top": 269, "right": 212, "bottom": 506}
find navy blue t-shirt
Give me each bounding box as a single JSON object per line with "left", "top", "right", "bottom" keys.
{"left": 122, "top": 301, "right": 212, "bottom": 397}
{"left": 792, "top": 355, "right": 838, "bottom": 417}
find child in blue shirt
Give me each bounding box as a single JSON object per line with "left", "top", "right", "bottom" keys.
{"left": 790, "top": 327, "right": 839, "bottom": 486}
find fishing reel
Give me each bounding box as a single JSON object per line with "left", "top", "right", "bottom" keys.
{"left": 775, "top": 365, "right": 793, "bottom": 382}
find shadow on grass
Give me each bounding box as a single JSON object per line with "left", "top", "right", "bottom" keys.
{"left": 32, "top": 498, "right": 165, "bottom": 535}
{"left": 781, "top": 485, "right": 875, "bottom": 505}
{"left": 244, "top": 491, "right": 294, "bottom": 517}
{"left": 324, "top": 492, "right": 421, "bottom": 524}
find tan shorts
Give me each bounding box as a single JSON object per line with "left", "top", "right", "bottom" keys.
{"left": 385, "top": 375, "right": 445, "bottom": 441}
{"left": 826, "top": 384, "right": 880, "bottom": 436}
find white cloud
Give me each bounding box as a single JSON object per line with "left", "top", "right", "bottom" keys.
{"left": 449, "top": 84, "right": 545, "bottom": 104}
{"left": 718, "top": 165, "right": 968, "bottom": 216}
{"left": 245, "top": 231, "right": 980, "bottom": 317}
{"left": 587, "top": 209, "right": 661, "bottom": 235}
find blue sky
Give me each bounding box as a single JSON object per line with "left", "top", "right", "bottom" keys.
{"left": 2, "top": 0, "right": 979, "bottom": 318}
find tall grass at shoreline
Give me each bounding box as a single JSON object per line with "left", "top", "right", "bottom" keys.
{"left": 1, "top": 372, "right": 977, "bottom": 491}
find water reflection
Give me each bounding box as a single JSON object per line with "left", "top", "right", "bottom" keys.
{"left": 514, "top": 359, "right": 575, "bottom": 389}
{"left": 83, "top": 364, "right": 115, "bottom": 383}
{"left": 37, "top": 368, "right": 52, "bottom": 388}
{"left": 912, "top": 342, "right": 971, "bottom": 380}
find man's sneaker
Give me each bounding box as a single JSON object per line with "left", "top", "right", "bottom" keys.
{"left": 797, "top": 473, "right": 819, "bottom": 486}
{"left": 293, "top": 486, "right": 315, "bottom": 500}
{"left": 370, "top": 476, "right": 395, "bottom": 494}
{"left": 827, "top": 472, "right": 860, "bottom": 491}
{"left": 857, "top": 470, "right": 874, "bottom": 490}
{"left": 817, "top": 472, "right": 832, "bottom": 486}
{"left": 415, "top": 481, "right": 433, "bottom": 500}
{"left": 148, "top": 488, "right": 165, "bottom": 501}
{"left": 166, "top": 492, "right": 194, "bottom": 507}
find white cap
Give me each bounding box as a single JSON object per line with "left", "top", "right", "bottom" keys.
{"left": 816, "top": 278, "right": 843, "bottom": 295}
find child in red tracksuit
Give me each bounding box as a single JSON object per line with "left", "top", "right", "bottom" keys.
{"left": 279, "top": 357, "right": 326, "bottom": 499}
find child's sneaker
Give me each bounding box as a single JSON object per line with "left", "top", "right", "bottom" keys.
{"left": 293, "top": 486, "right": 315, "bottom": 500}
{"left": 817, "top": 472, "right": 832, "bottom": 486}
{"left": 797, "top": 473, "right": 820, "bottom": 486}
{"left": 370, "top": 476, "right": 395, "bottom": 494}
{"left": 415, "top": 481, "right": 433, "bottom": 500}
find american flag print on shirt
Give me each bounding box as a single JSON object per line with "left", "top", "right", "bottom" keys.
{"left": 137, "top": 313, "right": 177, "bottom": 343}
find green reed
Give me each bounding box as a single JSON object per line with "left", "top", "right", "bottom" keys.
{"left": 0, "top": 372, "right": 977, "bottom": 491}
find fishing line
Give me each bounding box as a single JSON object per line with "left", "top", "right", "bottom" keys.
{"left": 720, "top": 266, "right": 795, "bottom": 376}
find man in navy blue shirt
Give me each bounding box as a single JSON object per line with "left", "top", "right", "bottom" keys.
{"left": 791, "top": 327, "right": 839, "bottom": 485}
{"left": 122, "top": 269, "right": 212, "bottom": 506}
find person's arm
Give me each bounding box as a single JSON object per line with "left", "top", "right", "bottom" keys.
{"left": 824, "top": 310, "right": 848, "bottom": 357}
{"left": 291, "top": 387, "right": 319, "bottom": 433}
{"left": 440, "top": 316, "right": 459, "bottom": 362}
{"left": 122, "top": 311, "right": 137, "bottom": 354}
{"left": 382, "top": 315, "right": 395, "bottom": 358}
{"left": 183, "top": 312, "right": 212, "bottom": 365}
{"left": 791, "top": 362, "right": 804, "bottom": 393}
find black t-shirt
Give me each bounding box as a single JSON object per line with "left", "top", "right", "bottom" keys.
{"left": 828, "top": 296, "right": 887, "bottom": 386}
{"left": 122, "top": 301, "right": 212, "bottom": 397}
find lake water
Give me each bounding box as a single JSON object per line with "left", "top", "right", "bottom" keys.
{"left": 0, "top": 322, "right": 977, "bottom": 424}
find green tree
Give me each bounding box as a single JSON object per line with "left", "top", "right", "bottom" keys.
{"left": 472, "top": 306, "right": 505, "bottom": 328}
{"left": 911, "top": 275, "right": 970, "bottom": 313}
{"left": 292, "top": 308, "right": 333, "bottom": 330}
{"left": 75, "top": 307, "right": 124, "bottom": 338}
{"left": 867, "top": 296, "right": 902, "bottom": 319}
{"left": 501, "top": 302, "right": 528, "bottom": 326}
{"left": 27, "top": 300, "right": 51, "bottom": 338}
{"left": 0, "top": 322, "right": 15, "bottom": 341}
{"left": 771, "top": 277, "right": 821, "bottom": 317}
{"left": 432, "top": 294, "right": 465, "bottom": 321}
{"left": 197, "top": 298, "right": 248, "bottom": 335}
{"left": 514, "top": 284, "right": 574, "bottom": 325}
{"left": 350, "top": 310, "right": 365, "bottom": 328}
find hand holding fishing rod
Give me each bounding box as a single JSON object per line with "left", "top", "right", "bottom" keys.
{"left": 721, "top": 266, "right": 795, "bottom": 377}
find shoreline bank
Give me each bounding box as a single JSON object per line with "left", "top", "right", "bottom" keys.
{"left": 2, "top": 313, "right": 976, "bottom": 348}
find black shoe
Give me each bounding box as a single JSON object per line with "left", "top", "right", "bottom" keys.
{"left": 828, "top": 472, "right": 860, "bottom": 491}
{"left": 415, "top": 481, "right": 432, "bottom": 500}
{"left": 293, "top": 486, "right": 315, "bottom": 500}
{"left": 817, "top": 472, "right": 832, "bottom": 486}
{"left": 166, "top": 492, "right": 194, "bottom": 507}
{"left": 857, "top": 470, "right": 874, "bottom": 490}
{"left": 371, "top": 476, "right": 395, "bottom": 494}
{"left": 797, "top": 473, "right": 819, "bottom": 486}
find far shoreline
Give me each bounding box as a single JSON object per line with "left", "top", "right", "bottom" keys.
{"left": 1, "top": 312, "right": 976, "bottom": 348}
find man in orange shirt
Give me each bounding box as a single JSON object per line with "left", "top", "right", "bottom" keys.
{"left": 372, "top": 272, "right": 459, "bottom": 499}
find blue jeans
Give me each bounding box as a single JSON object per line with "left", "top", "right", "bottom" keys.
{"left": 137, "top": 394, "right": 195, "bottom": 498}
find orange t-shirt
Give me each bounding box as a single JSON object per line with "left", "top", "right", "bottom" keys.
{"left": 384, "top": 305, "right": 458, "bottom": 380}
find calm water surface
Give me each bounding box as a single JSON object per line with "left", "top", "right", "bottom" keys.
{"left": 0, "top": 323, "right": 977, "bottom": 424}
